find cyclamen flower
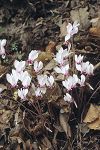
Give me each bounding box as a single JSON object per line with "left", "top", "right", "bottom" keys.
{"left": 19, "top": 71, "right": 31, "bottom": 88}
{"left": 65, "top": 21, "right": 80, "bottom": 41}
{"left": 6, "top": 69, "right": 19, "bottom": 87}
{"left": 62, "top": 74, "right": 78, "bottom": 91}
{"left": 32, "top": 83, "right": 46, "bottom": 97}
{"left": 75, "top": 54, "right": 83, "bottom": 64}
{"left": 54, "top": 47, "right": 69, "bottom": 65}
{"left": 0, "top": 39, "right": 6, "bottom": 58}
{"left": 14, "top": 60, "right": 26, "bottom": 73}
{"left": 37, "top": 74, "right": 47, "bottom": 87}
{"left": 46, "top": 75, "right": 54, "bottom": 87}
{"left": 22, "top": 75, "right": 31, "bottom": 88}
{"left": 86, "top": 63, "right": 94, "bottom": 75}
{"left": 34, "top": 61, "right": 43, "bottom": 73}
{"left": 64, "top": 93, "right": 73, "bottom": 103}
{"left": 18, "top": 88, "right": 28, "bottom": 100}
{"left": 78, "top": 74, "right": 85, "bottom": 87}
{"left": 76, "top": 61, "right": 94, "bottom": 75}
{"left": 28, "top": 50, "right": 39, "bottom": 64}
{"left": 54, "top": 64, "right": 69, "bottom": 76}
{"left": 35, "top": 87, "right": 46, "bottom": 97}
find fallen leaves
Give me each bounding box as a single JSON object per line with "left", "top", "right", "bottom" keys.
{"left": 0, "top": 109, "right": 13, "bottom": 129}
{"left": 59, "top": 112, "right": 71, "bottom": 137}
{"left": 83, "top": 104, "right": 100, "bottom": 130}
{"left": 0, "top": 65, "right": 8, "bottom": 78}
{"left": 70, "top": 7, "right": 89, "bottom": 29}
{"left": 89, "top": 17, "right": 100, "bottom": 37}
{"left": 59, "top": 21, "right": 67, "bottom": 37}
{"left": 38, "top": 51, "right": 53, "bottom": 62}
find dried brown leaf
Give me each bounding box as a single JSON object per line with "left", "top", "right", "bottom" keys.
{"left": 83, "top": 104, "right": 99, "bottom": 123}
{"left": 89, "top": 27, "right": 100, "bottom": 37}
{"left": 45, "top": 41, "right": 56, "bottom": 53}
{"left": 0, "top": 84, "right": 7, "bottom": 91}
{"left": 59, "top": 112, "right": 71, "bottom": 137}
{"left": 83, "top": 104, "right": 100, "bottom": 130}
{"left": 41, "top": 136, "right": 52, "bottom": 149}
{"left": 59, "top": 21, "right": 67, "bottom": 37}
{"left": 70, "top": 7, "right": 89, "bottom": 29}
{"left": 44, "top": 59, "right": 56, "bottom": 71}
{"left": 46, "top": 83, "right": 62, "bottom": 102}
{"left": 88, "top": 118, "right": 100, "bottom": 130}
{"left": 38, "top": 52, "right": 53, "bottom": 62}
{"left": 0, "top": 65, "right": 8, "bottom": 78}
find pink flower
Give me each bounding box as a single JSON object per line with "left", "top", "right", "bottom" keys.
{"left": 6, "top": 69, "right": 19, "bottom": 87}
{"left": 75, "top": 54, "right": 83, "bottom": 64}
{"left": 14, "top": 60, "right": 26, "bottom": 73}
{"left": 34, "top": 61, "right": 43, "bottom": 73}
{"left": 28, "top": 50, "right": 39, "bottom": 64}
{"left": 62, "top": 74, "right": 78, "bottom": 91}
{"left": 20, "top": 71, "right": 31, "bottom": 88}
{"left": 32, "top": 84, "right": 46, "bottom": 97}
{"left": 78, "top": 74, "right": 85, "bottom": 87}
{"left": 18, "top": 88, "right": 28, "bottom": 100}
{"left": 76, "top": 61, "right": 94, "bottom": 75}
{"left": 64, "top": 93, "right": 73, "bottom": 103}
{"left": 54, "top": 64, "right": 69, "bottom": 76}
{"left": 0, "top": 39, "right": 6, "bottom": 58}
{"left": 65, "top": 21, "right": 79, "bottom": 41}
{"left": 46, "top": 75, "right": 54, "bottom": 87}
{"left": 37, "top": 74, "right": 47, "bottom": 87}
{"left": 54, "top": 47, "right": 70, "bottom": 65}
{"left": 35, "top": 87, "right": 46, "bottom": 97}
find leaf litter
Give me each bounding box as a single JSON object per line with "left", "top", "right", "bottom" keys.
{"left": 0, "top": 0, "right": 100, "bottom": 149}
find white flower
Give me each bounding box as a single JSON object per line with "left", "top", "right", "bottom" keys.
{"left": 14, "top": 60, "right": 26, "bottom": 73}
{"left": 65, "top": 21, "right": 79, "bottom": 41}
{"left": 35, "top": 87, "right": 46, "bottom": 97}
{"left": 78, "top": 74, "right": 85, "bottom": 86}
{"left": 34, "top": 61, "right": 43, "bottom": 73}
{"left": 37, "top": 74, "right": 47, "bottom": 87}
{"left": 64, "top": 93, "right": 73, "bottom": 103}
{"left": 6, "top": 69, "right": 19, "bottom": 87}
{"left": 0, "top": 39, "right": 6, "bottom": 58}
{"left": 72, "top": 74, "right": 79, "bottom": 87}
{"left": 54, "top": 64, "right": 69, "bottom": 76}
{"left": 76, "top": 63, "right": 82, "bottom": 72}
{"left": 62, "top": 79, "right": 72, "bottom": 91}
{"left": 86, "top": 63, "right": 94, "bottom": 75}
{"left": 28, "top": 50, "right": 39, "bottom": 64}
{"left": 62, "top": 74, "right": 78, "bottom": 91}
{"left": 54, "top": 47, "right": 69, "bottom": 65}
{"left": 75, "top": 54, "right": 83, "bottom": 64}
{"left": 18, "top": 88, "right": 28, "bottom": 100}
{"left": 22, "top": 75, "right": 31, "bottom": 88}
{"left": 32, "top": 83, "right": 47, "bottom": 97}
{"left": 46, "top": 75, "right": 54, "bottom": 87}
{"left": 19, "top": 71, "right": 29, "bottom": 82}
{"left": 76, "top": 61, "right": 94, "bottom": 75}
{"left": 20, "top": 71, "right": 31, "bottom": 88}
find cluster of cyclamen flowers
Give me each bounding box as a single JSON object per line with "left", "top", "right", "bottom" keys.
{"left": 53, "top": 21, "right": 94, "bottom": 104}
{"left": 6, "top": 50, "right": 54, "bottom": 99}
{"left": 6, "top": 21, "right": 94, "bottom": 105}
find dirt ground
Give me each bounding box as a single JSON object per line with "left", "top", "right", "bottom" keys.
{"left": 0, "top": 0, "right": 100, "bottom": 150}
